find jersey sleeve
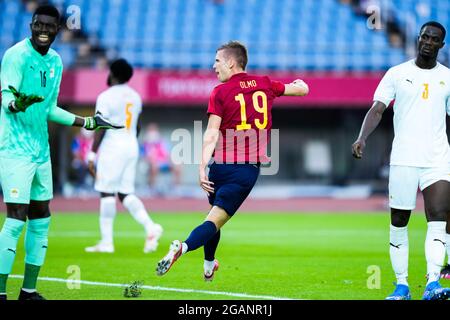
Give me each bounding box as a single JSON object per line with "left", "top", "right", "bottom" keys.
{"left": 0, "top": 48, "right": 24, "bottom": 113}
{"left": 95, "top": 93, "right": 110, "bottom": 118}
{"left": 136, "top": 93, "right": 143, "bottom": 116}
{"left": 48, "top": 58, "right": 63, "bottom": 115}
{"left": 207, "top": 87, "right": 223, "bottom": 118}
{"left": 270, "top": 80, "right": 286, "bottom": 97}
{"left": 373, "top": 68, "right": 396, "bottom": 107}
{"left": 47, "top": 58, "right": 76, "bottom": 126}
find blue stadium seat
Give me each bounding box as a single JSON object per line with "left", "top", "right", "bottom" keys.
{"left": 0, "top": 0, "right": 416, "bottom": 70}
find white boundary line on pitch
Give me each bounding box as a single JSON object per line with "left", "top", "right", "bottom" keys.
{"left": 9, "top": 275, "right": 297, "bottom": 300}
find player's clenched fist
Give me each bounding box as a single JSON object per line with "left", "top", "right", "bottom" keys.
{"left": 199, "top": 167, "right": 214, "bottom": 195}
{"left": 351, "top": 138, "right": 366, "bottom": 159}
{"left": 292, "top": 79, "right": 309, "bottom": 90}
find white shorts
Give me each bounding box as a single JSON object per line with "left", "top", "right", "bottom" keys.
{"left": 95, "top": 150, "right": 138, "bottom": 194}
{"left": 389, "top": 165, "right": 450, "bottom": 210}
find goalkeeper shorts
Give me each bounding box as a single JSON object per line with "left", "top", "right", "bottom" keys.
{"left": 0, "top": 157, "right": 53, "bottom": 204}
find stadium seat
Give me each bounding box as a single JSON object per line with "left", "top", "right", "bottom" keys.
{"left": 0, "top": 0, "right": 418, "bottom": 71}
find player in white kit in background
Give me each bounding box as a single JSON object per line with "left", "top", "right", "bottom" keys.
{"left": 352, "top": 21, "right": 450, "bottom": 300}
{"left": 85, "top": 59, "right": 162, "bottom": 254}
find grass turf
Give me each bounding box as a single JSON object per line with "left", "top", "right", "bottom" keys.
{"left": 0, "top": 211, "right": 445, "bottom": 300}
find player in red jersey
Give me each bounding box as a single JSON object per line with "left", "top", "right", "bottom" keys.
{"left": 156, "top": 41, "right": 309, "bottom": 280}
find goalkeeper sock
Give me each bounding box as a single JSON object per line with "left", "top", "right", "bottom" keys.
{"left": 100, "top": 197, "right": 116, "bottom": 245}
{"left": 389, "top": 225, "right": 409, "bottom": 286}
{"left": 23, "top": 217, "right": 50, "bottom": 290}
{"left": 184, "top": 221, "right": 217, "bottom": 252}
{"left": 204, "top": 230, "right": 221, "bottom": 261}
{"left": 0, "top": 274, "right": 7, "bottom": 294}
{"left": 22, "top": 264, "right": 40, "bottom": 291}
{"left": 0, "top": 218, "right": 26, "bottom": 292}
{"left": 122, "top": 194, "right": 154, "bottom": 234}
{"left": 425, "top": 221, "right": 446, "bottom": 284}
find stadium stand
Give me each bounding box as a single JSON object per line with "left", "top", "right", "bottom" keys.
{"left": 0, "top": 0, "right": 78, "bottom": 66}
{"left": 0, "top": 0, "right": 416, "bottom": 71}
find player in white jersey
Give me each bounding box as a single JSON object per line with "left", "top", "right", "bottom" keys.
{"left": 352, "top": 22, "right": 450, "bottom": 300}
{"left": 85, "top": 59, "right": 162, "bottom": 254}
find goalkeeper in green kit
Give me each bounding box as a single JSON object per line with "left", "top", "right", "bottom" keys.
{"left": 0, "top": 5, "right": 123, "bottom": 300}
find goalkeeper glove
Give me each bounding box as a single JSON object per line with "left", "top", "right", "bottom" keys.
{"left": 83, "top": 112, "right": 125, "bottom": 130}
{"left": 8, "top": 85, "right": 44, "bottom": 112}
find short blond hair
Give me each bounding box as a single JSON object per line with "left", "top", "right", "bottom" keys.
{"left": 217, "top": 41, "right": 248, "bottom": 70}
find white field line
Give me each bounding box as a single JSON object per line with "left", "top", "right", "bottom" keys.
{"left": 9, "top": 275, "right": 296, "bottom": 300}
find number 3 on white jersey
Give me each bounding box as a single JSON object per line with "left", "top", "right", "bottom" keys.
{"left": 422, "top": 83, "right": 429, "bottom": 100}
{"left": 125, "top": 103, "right": 133, "bottom": 130}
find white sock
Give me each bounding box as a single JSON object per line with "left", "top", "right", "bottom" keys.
{"left": 182, "top": 242, "right": 188, "bottom": 254}
{"left": 99, "top": 197, "right": 116, "bottom": 245}
{"left": 21, "top": 288, "right": 36, "bottom": 293}
{"left": 122, "top": 194, "right": 154, "bottom": 234}
{"left": 446, "top": 233, "right": 450, "bottom": 265}
{"left": 425, "top": 221, "right": 446, "bottom": 284}
{"left": 204, "top": 259, "right": 215, "bottom": 271}
{"left": 389, "top": 225, "right": 409, "bottom": 286}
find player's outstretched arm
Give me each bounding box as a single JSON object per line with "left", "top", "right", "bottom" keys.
{"left": 82, "top": 112, "right": 125, "bottom": 130}
{"left": 351, "top": 101, "right": 387, "bottom": 159}
{"left": 283, "top": 79, "right": 309, "bottom": 96}
{"left": 49, "top": 106, "right": 124, "bottom": 130}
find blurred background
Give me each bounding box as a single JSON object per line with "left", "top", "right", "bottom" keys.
{"left": 0, "top": 0, "right": 449, "bottom": 204}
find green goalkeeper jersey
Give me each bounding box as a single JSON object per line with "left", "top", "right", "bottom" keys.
{"left": 0, "top": 38, "right": 63, "bottom": 163}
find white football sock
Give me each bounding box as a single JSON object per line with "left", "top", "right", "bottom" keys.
{"left": 389, "top": 225, "right": 409, "bottom": 286}
{"left": 182, "top": 242, "right": 188, "bottom": 254}
{"left": 122, "top": 194, "right": 154, "bottom": 234}
{"left": 204, "top": 259, "right": 215, "bottom": 271}
{"left": 425, "top": 221, "right": 446, "bottom": 284}
{"left": 99, "top": 197, "right": 116, "bottom": 245}
{"left": 446, "top": 233, "right": 450, "bottom": 265}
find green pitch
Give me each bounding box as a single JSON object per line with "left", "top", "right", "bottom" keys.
{"left": 0, "top": 212, "right": 443, "bottom": 300}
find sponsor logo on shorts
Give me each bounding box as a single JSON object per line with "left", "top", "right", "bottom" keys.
{"left": 10, "top": 188, "right": 19, "bottom": 199}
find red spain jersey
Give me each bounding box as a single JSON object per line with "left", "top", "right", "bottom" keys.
{"left": 207, "top": 72, "right": 285, "bottom": 164}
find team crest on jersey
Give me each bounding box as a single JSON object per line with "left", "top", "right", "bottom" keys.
{"left": 440, "top": 81, "right": 445, "bottom": 86}
{"left": 50, "top": 68, "right": 55, "bottom": 79}
{"left": 10, "top": 188, "right": 19, "bottom": 199}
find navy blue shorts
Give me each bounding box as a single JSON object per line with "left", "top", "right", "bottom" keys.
{"left": 207, "top": 162, "right": 260, "bottom": 216}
